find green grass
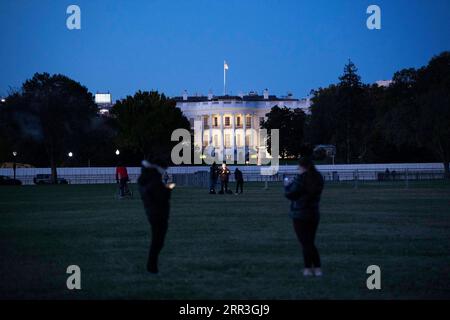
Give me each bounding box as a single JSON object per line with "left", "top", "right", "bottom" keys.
{"left": 0, "top": 181, "right": 449, "bottom": 299}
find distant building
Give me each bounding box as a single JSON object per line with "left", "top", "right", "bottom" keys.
{"left": 95, "top": 93, "right": 113, "bottom": 116}
{"left": 375, "top": 80, "right": 393, "bottom": 87}
{"left": 174, "top": 89, "right": 311, "bottom": 162}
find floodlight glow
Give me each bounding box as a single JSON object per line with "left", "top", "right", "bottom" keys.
{"left": 12, "top": 151, "right": 17, "bottom": 157}
{"left": 68, "top": 152, "right": 73, "bottom": 157}
{"left": 115, "top": 149, "right": 120, "bottom": 156}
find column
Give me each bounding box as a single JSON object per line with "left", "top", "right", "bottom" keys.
{"left": 220, "top": 113, "right": 224, "bottom": 161}
{"left": 250, "top": 113, "right": 254, "bottom": 148}
{"left": 231, "top": 113, "right": 236, "bottom": 161}
{"left": 200, "top": 115, "right": 204, "bottom": 148}
{"left": 209, "top": 113, "right": 213, "bottom": 145}
{"left": 243, "top": 113, "right": 247, "bottom": 151}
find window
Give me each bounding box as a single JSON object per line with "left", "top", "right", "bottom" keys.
{"left": 203, "top": 116, "right": 209, "bottom": 127}
{"left": 224, "top": 116, "right": 230, "bottom": 127}
{"left": 213, "top": 117, "right": 218, "bottom": 127}
{"left": 236, "top": 134, "right": 241, "bottom": 147}
{"left": 236, "top": 116, "right": 241, "bottom": 127}
{"left": 246, "top": 116, "right": 252, "bottom": 128}
{"left": 225, "top": 134, "right": 231, "bottom": 147}
{"left": 213, "top": 135, "right": 219, "bottom": 147}
{"left": 245, "top": 134, "right": 250, "bottom": 146}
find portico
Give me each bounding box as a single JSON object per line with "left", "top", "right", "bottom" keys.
{"left": 174, "top": 90, "right": 310, "bottom": 163}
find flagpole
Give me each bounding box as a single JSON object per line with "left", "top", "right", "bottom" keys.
{"left": 223, "top": 61, "right": 226, "bottom": 95}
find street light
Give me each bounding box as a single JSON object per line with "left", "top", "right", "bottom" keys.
{"left": 12, "top": 151, "right": 17, "bottom": 180}
{"left": 68, "top": 152, "right": 73, "bottom": 158}
{"left": 115, "top": 149, "right": 120, "bottom": 156}
{"left": 1, "top": 98, "right": 6, "bottom": 103}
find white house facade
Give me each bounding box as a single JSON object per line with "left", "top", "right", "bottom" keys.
{"left": 174, "top": 89, "right": 311, "bottom": 163}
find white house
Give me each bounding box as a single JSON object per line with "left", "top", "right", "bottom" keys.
{"left": 174, "top": 89, "right": 311, "bottom": 162}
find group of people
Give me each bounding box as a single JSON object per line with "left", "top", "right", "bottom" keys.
{"left": 209, "top": 163, "right": 244, "bottom": 195}
{"left": 135, "top": 156, "right": 324, "bottom": 278}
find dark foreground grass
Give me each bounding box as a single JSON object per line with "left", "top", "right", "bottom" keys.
{"left": 0, "top": 181, "right": 449, "bottom": 299}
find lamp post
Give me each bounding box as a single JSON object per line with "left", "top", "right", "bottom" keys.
{"left": 12, "top": 151, "right": 17, "bottom": 180}
{"left": 68, "top": 152, "right": 73, "bottom": 167}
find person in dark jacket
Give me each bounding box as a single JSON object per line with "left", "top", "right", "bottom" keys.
{"left": 284, "top": 156, "right": 324, "bottom": 277}
{"left": 209, "top": 163, "right": 219, "bottom": 194}
{"left": 234, "top": 168, "right": 244, "bottom": 194}
{"left": 138, "top": 160, "right": 173, "bottom": 274}
{"left": 218, "top": 163, "right": 231, "bottom": 194}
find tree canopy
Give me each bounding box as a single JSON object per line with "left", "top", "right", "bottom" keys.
{"left": 111, "top": 90, "right": 190, "bottom": 165}
{"left": 261, "top": 106, "right": 306, "bottom": 159}
{"left": 1, "top": 73, "right": 98, "bottom": 182}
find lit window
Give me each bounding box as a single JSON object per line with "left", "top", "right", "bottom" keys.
{"left": 245, "top": 134, "right": 250, "bottom": 146}
{"left": 225, "top": 117, "right": 230, "bottom": 127}
{"left": 246, "top": 116, "right": 252, "bottom": 127}
{"left": 225, "top": 134, "right": 231, "bottom": 147}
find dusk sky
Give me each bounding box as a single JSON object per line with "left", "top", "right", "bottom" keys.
{"left": 1, "top": 0, "right": 449, "bottom": 100}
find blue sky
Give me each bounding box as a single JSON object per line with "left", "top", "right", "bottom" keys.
{"left": 0, "top": 0, "right": 449, "bottom": 100}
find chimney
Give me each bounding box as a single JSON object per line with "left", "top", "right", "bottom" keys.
{"left": 208, "top": 90, "right": 213, "bottom": 100}
{"left": 182, "top": 90, "right": 188, "bottom": 101}
{"left": 263, "top": 88, "right": 269, "bottom": 100}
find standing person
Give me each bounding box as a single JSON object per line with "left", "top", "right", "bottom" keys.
{"left": 163, "top": 171, "right": 170, "bottom": 184}
{"left": 115, "top": 163, "right": 129, "bottom": 197}
{"left": 209, "top": 163, "right": 219, "bottom": 194}
{"left": 138, "top": 160, "right": 173, "bottom": 274}
{"left": 284, "top": 156, "right": 324, "bottom": 277}
{"left": 219, "top": 163, "right": 230, "bottom": 194}
{"left": 234, "top": 168, "right": 244, "bottom": 194}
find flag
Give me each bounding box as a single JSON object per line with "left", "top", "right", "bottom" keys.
{"left": 224, "top": 61, "right": 229, "bottom": 70}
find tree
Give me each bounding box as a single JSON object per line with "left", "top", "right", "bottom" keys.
{"left": 111, "top": 91, "right": 190, "bottom": 164}
{"left": 261, "top": 106, "right": 306, "bottom": 159}
{"left": 2, "top": 73, "right": 97, "bottom": 182}
{"left": 380, "top": 52, "right": 450, "bottom": 177}
{"left": 417, "top": 52, "right": 450, "bottom": 177}
{"left": 309, "top": 60, "right": 373, "bottom": 163}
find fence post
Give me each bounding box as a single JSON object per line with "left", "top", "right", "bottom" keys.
{"left": 405, "top": 169, "right": 409, "bottom": 189}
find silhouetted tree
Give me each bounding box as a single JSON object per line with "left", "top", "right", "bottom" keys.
{"left": 261, "top": 106, "right": 306, "bottom": 159}
{"left": 111, "top": 91, "right": 190, "bottom": 164}
{"left": 2, "top": 73, "right": 97, "bottom": 182}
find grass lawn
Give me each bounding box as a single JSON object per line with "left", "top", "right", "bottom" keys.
{"left": 0, "top": 181, "right": 449, "bottom": 299}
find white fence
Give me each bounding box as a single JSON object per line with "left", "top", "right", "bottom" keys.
{"left": 0, "top": 163, "right": 445, "bottom": 185}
